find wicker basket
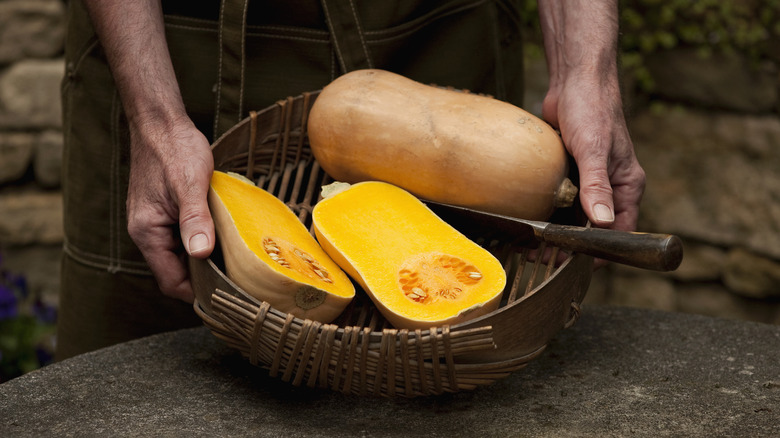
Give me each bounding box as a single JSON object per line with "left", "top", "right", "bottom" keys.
{"left": 190, "top": 91, "right": 594, "bottom": 397}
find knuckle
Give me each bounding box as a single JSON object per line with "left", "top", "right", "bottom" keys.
{"left": 126, "top": 214, "right": 146, "bottom": 241}
{"left": 178, "top": 204, "right": 212, "bottom": 232}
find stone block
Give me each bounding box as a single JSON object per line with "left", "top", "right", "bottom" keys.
{"left": 0, "top": 189, "right": 63, "bottom": 245}
{"left": 0, "top": 0, "right": 65, "bottom": 64}
{"left": 0, "top": 132, "right": 35, "bottom": 184}
{"left": 608, "top": 268, "right": 677, "bottom": 312}
{"left": 677, "top": 283, "right": 777, "bottom": 324}
{"left": 723, "top": 247, "right": 780, "bottom": 300}
{"left": 631, "top": 108, "right": 780, "bottom": 260}
{"left": 583, "top": 267, "right": 610, "bottom": 304}
{"left": 7, "top": 308, "right": 779, "bottom": 436}
{"left": 645, "top": 48, "right": 778, "bottom": 113}
{"left": 670, "top": 241, "right": 727, "bottom": 282}
{"left": 34, "top": 129, "right": 63, "bottom": 188}
{"left": 0, "top": 59, "right": 64, "bottom": 129}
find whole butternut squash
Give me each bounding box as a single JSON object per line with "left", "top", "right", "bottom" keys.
{"left": 308, "top": 69, "right": 577, "bottom": 221}
{"left": 312, "top": 181, "right": 506, "bottom": 330}
{"left": 208, "top": 171, "right": 354, "bottom": 322}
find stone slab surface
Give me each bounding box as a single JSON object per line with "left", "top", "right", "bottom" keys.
{"left": 2, "top": 305, "right": 779, "bottom": 437}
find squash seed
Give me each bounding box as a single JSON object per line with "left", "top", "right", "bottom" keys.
{"left": 438, "top": 289, "right": 458, "bottom": 299}
{"left": 295, "top": 249, "right": 315, "bottom": 263}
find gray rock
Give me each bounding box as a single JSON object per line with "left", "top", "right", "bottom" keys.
{"left": 677, "top": 283, "right": 779, "bottom": 324}
{"left": 33, "top": 129, "right": 63, "bottom": 188}
{"left": 1, "top": 306, "right": 778, "bottom": 437}
{"left": 0, "top": 130, "right": 63, "bottom": 187}
{"left": 0, "top": 59, "right": 64, "bottom": 129}
{"left": 670, "top": 241, "right": 728, "bottom": 282}
{"left": 0, "top": 0, "right": 65, "bottom": 64}
{"left": 631, "top": 108, "right": 780, "bottom": 260}
{"left": 0, "top": 189, "right": 63, "bottom": 245}
{"left": 724, "top": 247, "right": 780, "bottom": 299}
{"left": 645, "top": 48, "right": 778, "bottom": 113}
{"left": 608, "top": 267, "right": 677, "bottom": 312}
{"left": 0, "top": 132, "right": 34, "bottom": 184}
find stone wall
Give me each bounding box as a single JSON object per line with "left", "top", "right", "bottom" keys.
{"left": 582, "top": 48, "right": 780, "bottom": 325}
{"left": 0, "top": 0, "right": 65, "bottom": 307}
{"left": 1, "top": 1, "right": 778, "bottom": 325}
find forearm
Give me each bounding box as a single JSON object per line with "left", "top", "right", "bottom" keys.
{"left": 83, "top": 1, "right": 216, "bottom": 299}
{"left": 538, "top": 0, "right": 620, "bottom": 94}
{"left": 83, "top": 0, "right": 187, "bottom": 129}
{"left": 537, "top": 0, "right": 644, "bottom": 233}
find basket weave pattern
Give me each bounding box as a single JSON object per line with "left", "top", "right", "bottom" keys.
{"left": 190, "top": 91, "right": 592, "bottom": 397}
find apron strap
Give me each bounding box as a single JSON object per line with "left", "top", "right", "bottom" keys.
{"left": 320, "top": 0, "right": 374, "bottom": 73}
{"left": 214, "top": 0, "right": 375, "bottom": 138}
{"left": 214, "top": 0, "right": 250, "bottom": 139}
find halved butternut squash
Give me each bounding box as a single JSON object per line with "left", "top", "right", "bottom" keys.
{"left": 208, "top": 171, "right": 354, "bottom": 322}
{"left": 312, "top": 181, "right": 506, "bottom": 329}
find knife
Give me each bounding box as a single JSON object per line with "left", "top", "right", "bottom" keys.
{"left": 423, "top": 200, "right": 683, "bottom": 272}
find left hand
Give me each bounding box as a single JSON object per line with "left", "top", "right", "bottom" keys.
{"left": 126, "top": 115, "right": 215, "bottom": 303}
{"left": 542, "top": 73, "right": 646, "bottom": 234}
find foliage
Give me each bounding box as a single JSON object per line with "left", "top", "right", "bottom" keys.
{"left": 618, "top": 0, "right": 780, "bottom": 90}
{"left": 519, "top": 0, "right": 780, "bottom": 92}
{"left": 0, "top": 250, "right": 56, "bottom": 383}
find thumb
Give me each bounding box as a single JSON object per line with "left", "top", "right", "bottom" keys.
{"left": 179, "top": 187, "right": 215, "bottom": 259}
{"left": 577, "top": 156, "right": 615, "bottom": 228}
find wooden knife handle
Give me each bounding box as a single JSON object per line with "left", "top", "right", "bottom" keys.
{"left": 540, "top": 224, "right": 683, "bottom": 272}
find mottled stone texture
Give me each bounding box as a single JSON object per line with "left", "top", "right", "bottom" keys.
{"left": 1, "top": 307, "right": 778, "bottom": 437}
{"left": 0, "top": 0, "right": 65, "bottom": 64}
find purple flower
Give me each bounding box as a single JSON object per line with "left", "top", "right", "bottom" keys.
{"left": 36, "top": 346, "right": 53, "bottom": 368}
{"left": 0, "top": 283, "right": 18, "bottom": 321}
{"left": 32, "top": 298, "right": 57, "bottom": 325}
{"left": 5, "top": 272, "right": 28, "bottom": 299}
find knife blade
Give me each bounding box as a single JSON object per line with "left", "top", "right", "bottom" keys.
{"left": 423, "top": 200, "right": 683, "bottom": 272}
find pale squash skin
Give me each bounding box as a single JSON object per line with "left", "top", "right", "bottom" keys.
{"left": 308, "top": 69, "right": 577, "bottom": 221}
{"left": 208, "top": 171, "right": 354, "bottom": 323}
{"left": 312, "top": 181, "right": 506, "bottom": 330}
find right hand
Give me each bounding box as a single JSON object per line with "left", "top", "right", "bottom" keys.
{"left": 125, "top": 115, "right": 215, "bottom": 302}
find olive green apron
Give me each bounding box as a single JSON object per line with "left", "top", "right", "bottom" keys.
{"left": 57, "top": 0, "right": 525, "bottom": 360}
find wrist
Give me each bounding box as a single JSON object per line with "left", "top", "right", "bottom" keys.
{"left": 126, "top": 99, "right": 199, "bottom": 157}
{"left": 127, "top": 99, "right": 191, "bottom": 134}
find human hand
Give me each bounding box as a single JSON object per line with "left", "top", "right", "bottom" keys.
{"left": 126, "top": 116, "right": 215, "bottom": 302}
{"left": 542, "top": 74, "right": 646, "bottom": 234}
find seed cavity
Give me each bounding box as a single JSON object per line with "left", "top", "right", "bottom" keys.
{"left": 397, "top": 253, "right": 483, "bottom": 304}
{"left": 262, "top": 237, "right": 333, "bottom": 284}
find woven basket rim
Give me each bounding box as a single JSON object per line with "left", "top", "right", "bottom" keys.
{"left": 190, "top": 90, "right": 593, "bottom": 397}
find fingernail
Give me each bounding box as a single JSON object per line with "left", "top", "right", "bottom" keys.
{"left": 594, "top": 203, "right": 614, "bottom": 223}
{"left": 188, "top": 233, "right": 209, "bottom": 255}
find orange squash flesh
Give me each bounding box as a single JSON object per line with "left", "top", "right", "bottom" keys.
{"left": 208, "top": 171, "right": 354, "bottom": 322}
{"left": 312, "top": 181, "right": 506, "bottom": 329}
